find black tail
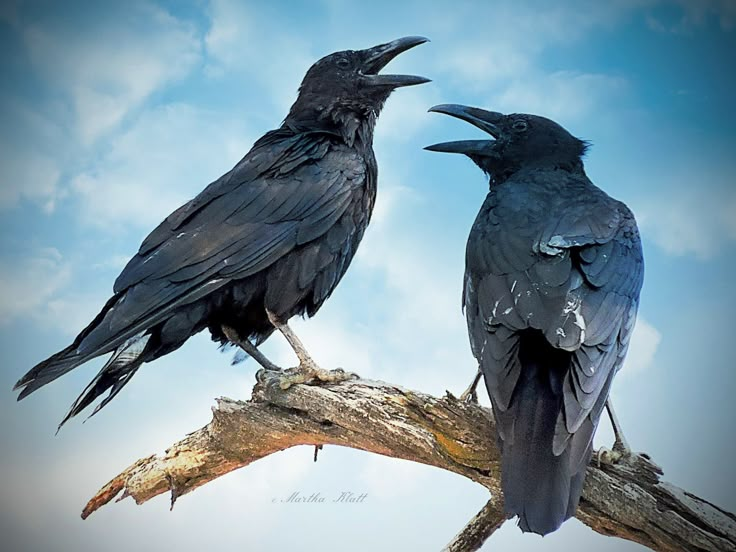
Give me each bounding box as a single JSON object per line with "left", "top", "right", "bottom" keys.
{"left": 496, "top": 335, "right": 594, "bottom": 536}
{"left": 14, "top": 294, "right": 122, "bottom": 399}
{"left": 15, "top": 287, "right": 215, "bottom": 427}
{"left": 14, "top": 294, "right": 151, "bottom": 429}
{"left": 56, "top": 334, "right": 150, "bottom": 430}
{"left": 14, "top": 345, "right": 90, "bottom": 400}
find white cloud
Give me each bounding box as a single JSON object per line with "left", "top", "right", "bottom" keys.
{"left": 70, "top": 102, "right": 254, "bottom": 230}
{"left": 92, "top": 255, "right": 132, "bottom": 271}
{"left": 621, "top": 317, "right": 661, "bottom": 377}
{"left": 489, "top": 71, "right": 629, "bottom": 123}
{"left": 266, "top": 314, "right": 377, "bottom": 377}
{"left": 637, "top": 187, "right": 736, "bottom": 260}
{"left": 0, "top": 247, "right": 108, "bottom": 336}
{"left": 375, "top": 84, "right": 442, "bottom": 144}
{"left": 420, "top": 1, "right": 657, "bottom": 129}
{"left": 204, "top": 0, "right": 255, "bottom": 69}
{"left": 435, "top": 41, "right": 531, "bottom": 88}
{"left": 23, "top": 3, "right": 202, "bottom": 144}
{"left": 0, "top": 4, "right": 203, "bottom": 214}
{"left": 0, "top": 98, "right": 72, "bottom": 213}
{"left": 0, "top": 248, "right": 71, "bottom": 324}
{"left": 215, "top": 169, "right": 475, "bottom": 398}
{"left": 358, "top": 454, "right": 430, "bottom": 499}
{"left": 205, "top": 0, "right": 315, "bottom": 115}
{"left": 41, "top": 290, "right": 110, "bottom": 338}
{"left": 431, "top": 1, "right": 644, "bottom": 86}
{"left": 0, "top": 139, "right": 61, "bottom": 212}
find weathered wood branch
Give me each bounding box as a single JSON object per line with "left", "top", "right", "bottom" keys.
{"left": 442, "top": 494, "right": 508, "bottom": 552}
{"left": 84, "top": 371, "right": 736, "bottom": 552}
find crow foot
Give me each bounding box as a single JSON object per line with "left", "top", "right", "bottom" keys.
{"left": 596, "top": 432, "right": 632, "bottom": 467}
{"left": 597, "top": 398, "right": 632, "bottom": 466}
{"left": 596, "top": 442, "right": 631, "bottom": 467}
{"left": 277, "top": 362, "right": 358, "bottom": 390}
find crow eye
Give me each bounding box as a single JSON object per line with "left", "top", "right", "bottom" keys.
{"left": 336, "top": 58, "right": 351, "bottom": 69}
{"left": 512, "top": 120, "right": 528, "bottom": 131}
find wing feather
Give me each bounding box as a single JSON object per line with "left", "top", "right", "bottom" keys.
{"left": 465, "top": 174, "right": 644, "bottom": 458}
{"left": 81, "top": 132, "right": 365, "bottom": 358}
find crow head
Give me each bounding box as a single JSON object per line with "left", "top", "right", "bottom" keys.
{"left": 425, "top": 104, "right": 588, "bottom": 184}
{"left": 286, "top": 37, "right": 430, "bottom": 143}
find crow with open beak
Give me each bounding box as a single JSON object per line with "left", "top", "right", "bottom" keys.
{"left": 15, "top": 37, "right": 430, "bottom": 428}
{"left": 427, "top": 105, "right": 644, "bottom": 535}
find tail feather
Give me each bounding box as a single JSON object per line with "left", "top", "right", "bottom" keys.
{"left": 14, "top": 345, "right": 90, "bottom": 400}
{"left": 493, "top": 334, "right": 593, "bottom": 536}
{"left": 57, "top": 334, "right": 151, "bottom": 430}
{"left": 14, "top": 294, "right": 122, "bottom": 399}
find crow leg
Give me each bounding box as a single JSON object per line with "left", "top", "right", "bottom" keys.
{"left": 606, "top": 398, "right": 631, "bottom": 453}
{"left": 266, "top": 310, "right": 357, "bottom": 390}
{"left": 265, "top": 311, "right": 317, "bottom": 368}
{"left": 222, "top": 325, "right": 281, "bottom": 372}
{"left": 458, "top": 368, "right": 482, "bottom": 403}
{"left": 597, "top": 398, "right": 632, "bottom": 466}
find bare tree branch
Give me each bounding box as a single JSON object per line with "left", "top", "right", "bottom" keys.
{"left": 442, "top": 494, "right": 508, "bottom": 552}
{"left": 83, "top": 371, "right": 736, "bottom": 552}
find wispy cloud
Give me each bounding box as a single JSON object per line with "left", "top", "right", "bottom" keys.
{"left": 0, "top": 99, "right": 70, "bottom": 213}
{"left": 0, "top": 248, "right": 71, "bottom": 325}
{"left": 350, "top": 177, "right": 476, "bottom": 392}
{"left": 70, "top": 102, "right": 254, "bottom": 230}
{"left": 426, "top": 2, "right": 639, "bottom": 125}
{"left": 489, "top": 71, "right": 629, "bottom": 123}
{"left": 621, "top": 318, "right": 662, "bottom": 378}
{"left": 359, "top": 454, "right": 431, "bottom": 499}
{"left": 0, "top": 139, "right": 60, "bottom": 212}
{"left": 0, "top": 3, "right": 733, "bottom": 551}
{"left": 22, "top": 3, "right": 201, "bottom": 144}
{"left": 637, "top": 187, "right": 736, "bottom": 260}
{"left": 375, "top": 84, "right": 443, "bottom": 144}
{"left": 205, "top": 0, "right": 315, "bottom": 115}
{"left": 41, "top": 290, "right": 110, "bottom": 338}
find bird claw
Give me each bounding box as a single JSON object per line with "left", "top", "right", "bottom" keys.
{"left": 278, "top": 363, "right": 358, "bottom": 390}
{"left": 458, "top": 387, "right": 478, "bottom": 404}
{"left": 596, "top": 447, "right": 620, "bottom": 467}
{"left": 255, "top": 367, "right": 283, "bottom": 385}
{"left": 596, "top": 439, "right": 632, "bottom": 467}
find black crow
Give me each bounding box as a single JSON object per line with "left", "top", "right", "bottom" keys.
{"left": 426, "top": 105, "right": 644, "bottom": 535}
{"left": 14, "top": 37, "right": 430, "bottom": 428}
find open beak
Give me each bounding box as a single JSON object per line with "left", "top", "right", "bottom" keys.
{"left": 361, "top": 36, "right": 431, "bottom": 88}
{"left": 425, "top": 104, "right": 505, "bottom": 154}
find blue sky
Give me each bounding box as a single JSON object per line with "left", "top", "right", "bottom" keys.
{"left": 1, "top": 1, "right": 734, "bottom": 550}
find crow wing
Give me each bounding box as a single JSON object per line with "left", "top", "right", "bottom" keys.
{"left": 76, "top": 129, "right": 366, "bottom": 357}
{"left": 464, "top": 171, "right": 644, "bottom": 456}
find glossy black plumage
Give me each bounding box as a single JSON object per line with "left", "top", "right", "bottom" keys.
{"left": 14, "top": 37, "right": 429, "bottom": 427}
{"left": 427, "top": 105, "right": 643, "bottom": 535}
